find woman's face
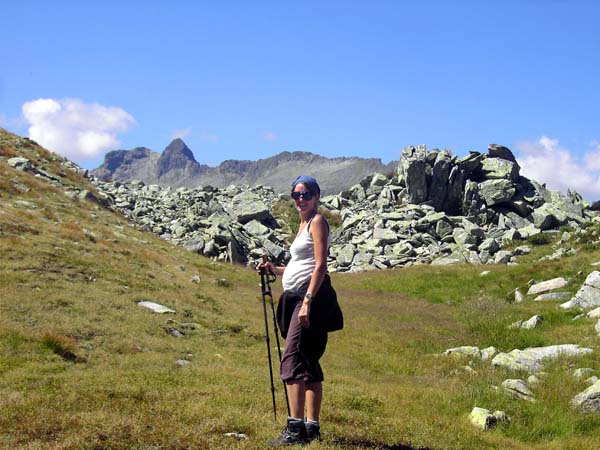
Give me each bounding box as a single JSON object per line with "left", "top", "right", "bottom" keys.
{"left": 292, "top": 183, "right": 318, "bottom": 215}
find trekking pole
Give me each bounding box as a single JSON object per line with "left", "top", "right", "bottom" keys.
{"left": 259, "top": 257, "right": 278, "bottom": 420}
{"left": 261, "top": 255, "right": 291, "bottom": 418}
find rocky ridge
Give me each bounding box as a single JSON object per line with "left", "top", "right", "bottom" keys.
{"left": 92, "top": 138, "right": 395, "bottom": 195}
{"left": 2, "top": 129, "right": 596, "bottom": 273}
{"left": 321, "top": 144, "right": 593, "bottom": 272}
{"left": 92, "top": 179, "right": 290, "bottom": 267}
{"left": 87, "top": 143, "right": 597, "bottom": 271}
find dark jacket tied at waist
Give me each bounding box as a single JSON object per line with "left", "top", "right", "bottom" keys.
{"left": 276, "top": 274, "right": 343, "bottom": 339}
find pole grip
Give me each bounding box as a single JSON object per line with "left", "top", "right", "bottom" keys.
{"left": 260, "top": 254, "right": 268, "bottom": 276}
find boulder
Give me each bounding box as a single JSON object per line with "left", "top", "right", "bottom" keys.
{"left": 457, "top": 152, "right": 484, "bottom": 176}
{"left": 336, "top": 244, "right": 356, "bottom": 267}
{"left": 481, "top": 346, "right": 498, "bottom": 361}
{"left": 462, "top": 180, "right": 486, "bottom": 220}
{"left": 7, "top": 156, "right": 33, "bottom": 171}
{"left": 478, "top": 179, "right": 516, "bottom": 206}
{"left": 480, "top": 157, "right": 519, "bottom": 181}
{"left": 445, "top": 165, "right": 465, "bottom": 214}
{"left": 560, "top": 272, "right": 600, "bottom": 310}
{"left": 469, "top": 407, "right": 509, "bottom": 430}
{"left": 571, "top": 380, "right": 600, "bottom": 413}
{"left": 429, "top": 150, "right": 452, "bottom": 211}
{"left": 243, "top": 219, "right": 271, "bottom": 236}
{"left": 517, "top": 225, "right": 541, "bottom": 239}
{"left": 398, "top": 145, "right": 428, "bottom": 204}
{"left": 435, "top": 218, "right": 454, "bottom": 239}
{"left": 514, "top": 289, "right": 524, "bottom": 302}
{"left": 510, "top": 315, "right": 543, "bottom": 330}
{"left": 533, "top": 292, "right": 570, "bottom": 302}
{"left": 488, "top": 144, "right": 519, "bottom": 165}
{"left": 502, "top": 379, "right": 535, "bottom": 402}
{"left": 530, "top": 203, "right": 566, "bottom": 230}
{"left": 453, "top": 228, "right": 478, "bottom": 247}
{"left": 182, "top": 237, "right": 205, "bottom": 253}
{"left": 491, "top": 344, "right": 593, "bottom": 372}
{"left": 527, "top": 277, "right": 569, "bottom": 295}
{"left": 479, "top": 238, "right": 500, "bottom": 254}
{"left": 494, "top": 251, "right": 513, "bottom": 264}
{"left": 352, "top": 252, "right": 374, "bottom": 268}
{"left": 444, "top": 346, "right": 481, "bottom": 359}
{"left": 231, "top": 191, "right": 272, "bottom": 224}
{"left": 138, "top": 301, "right": 175, "bottom": 314}
{"left": 372, "top": 228, "right": 399, "bottom": 245}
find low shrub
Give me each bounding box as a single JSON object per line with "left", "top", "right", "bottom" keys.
{"left": 528, "top": 233, "right": 553, "bottom": 246}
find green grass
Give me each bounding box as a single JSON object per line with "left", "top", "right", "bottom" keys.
{"left": 2, "top": 128, "right": 600, "bottom": 449}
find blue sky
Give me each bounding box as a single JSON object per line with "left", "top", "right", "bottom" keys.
{"left": 1, "top": 1, "right": 600, "bottom": 199}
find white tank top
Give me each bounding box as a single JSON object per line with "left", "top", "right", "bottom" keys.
{"left": 282, "top": 217, "right": 327, "bottom": 295}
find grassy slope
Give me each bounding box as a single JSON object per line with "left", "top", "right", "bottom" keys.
{"left": 1, "top": 129, "right": 600, "bottom": 449}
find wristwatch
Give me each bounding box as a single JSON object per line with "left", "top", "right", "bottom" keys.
{"left": 305, "top": 293, "right": 314, "bottom": 301}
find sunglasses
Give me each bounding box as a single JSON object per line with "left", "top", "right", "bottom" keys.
{"left": 291, "top": 191, "right": 314, "bottom": 200}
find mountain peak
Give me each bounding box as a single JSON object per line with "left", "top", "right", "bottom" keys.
{"left": 163, "top": 138, "right": 195, "bottom": 161}
{"left": 157, "top": 139, "right": 197, "bottom": 176}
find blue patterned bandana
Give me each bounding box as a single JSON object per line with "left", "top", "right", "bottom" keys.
{"left": 291, "top": 175, "right": 321, "bottom": 195}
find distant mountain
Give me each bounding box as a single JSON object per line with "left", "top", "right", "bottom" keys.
{"left": 92, "top": 139, "right": 397, "bottom": 195}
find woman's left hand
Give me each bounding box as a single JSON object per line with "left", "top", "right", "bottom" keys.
{"left": 298, "top": 302, "right": 310, "bottom": 328}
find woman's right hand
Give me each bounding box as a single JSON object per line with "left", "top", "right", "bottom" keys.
{"left": 256, "top": 261, "right": 276, "bottom": 275}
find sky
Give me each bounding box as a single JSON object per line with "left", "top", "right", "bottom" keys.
{"left": 1, "top": 1, "right": 599, "bottom": 200}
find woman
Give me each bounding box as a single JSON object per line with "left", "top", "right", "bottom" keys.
{"left": 259, "top": 175, "right": 341, "bottom": 446}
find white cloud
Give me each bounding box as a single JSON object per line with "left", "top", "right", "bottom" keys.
{"left": 170, "top": 127, "right": 192, "bottom": 140}
{"left": 584, "top": 140, "right": 600, "bottom": 171}
{"left": 263, "top": 131, "right": 278, "bottom": 142}
{"left": 22, "top": 98, "right": 135, "bottom": 163}
{"left": 515, "top": 136, "right": 600, "bottom": 201}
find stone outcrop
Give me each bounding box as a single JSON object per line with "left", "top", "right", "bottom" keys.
{"left": 469, "top": 407, "right": 509, "bottom": 430}
{"left": 561, "top": 271, "right": 600, "bottom": 310}
{"left": 87, "top": 143, "right": 595, "bottom": 272}
{"left": 3, "top": 130, "right": 594, "bottom": 273}
{"left": 91, "top": 179, "right": 290, "bottom": 266}
{"left": 491, "top": 345, "right": 593, "bottom": 372}
{"left": 527, "top": 277, "right": 569, "bottom": 295}
{"left": 571, "top": 380, "right": 600, "bottom": 413}
{"left": 502, "top": 379, "right": 535, "bottom": 402}
{"left": 321, "top": 144, "right": 592, "bottom": 272}
{"left": 509, "top": 315, "right": 543, "bottom": 330}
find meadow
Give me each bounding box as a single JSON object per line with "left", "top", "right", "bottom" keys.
{"left": 2, "top": 135, "right": 600, "bottom": 449}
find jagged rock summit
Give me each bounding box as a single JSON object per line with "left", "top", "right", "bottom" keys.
{"left": 157, "top": 138, "right": 197, "bottom": 176}
{"left": 92, "top": 139, "right": 395, "bottom": 195}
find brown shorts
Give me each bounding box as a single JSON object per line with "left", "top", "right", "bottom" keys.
{"left": 279, "top": 300, "right": 328, "bottom": 383}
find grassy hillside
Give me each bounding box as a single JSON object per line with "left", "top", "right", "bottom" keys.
{"left": 1, "top": 128, "right": 600, "bottom": 449}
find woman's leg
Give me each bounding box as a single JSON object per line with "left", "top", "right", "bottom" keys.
{"left": 305, "top": 381, "right": 322, "bottom": 421}
{"left": 286, "top": 380, "right": 306, "bottom": 419}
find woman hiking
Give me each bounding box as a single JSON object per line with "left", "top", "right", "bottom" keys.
{"left": 258, "top": 175, "right": 342, "bottom": 446}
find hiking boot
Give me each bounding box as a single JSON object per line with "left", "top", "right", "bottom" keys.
{"left": 267, "top": 418, "right": 308, "bottom": 446}
{"left": 305, "top": 421, "right": 321, "bottom": 442}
